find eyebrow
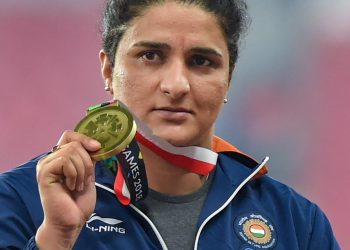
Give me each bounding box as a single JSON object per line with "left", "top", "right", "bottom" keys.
{"left": 132, "top": 41, "right": 171, "bottom": 50}
{"left": 190, "top": 47, "right": 222, "bottom": 58}
{"left": 132, "top": 41, "right": 222, "bottom": 57}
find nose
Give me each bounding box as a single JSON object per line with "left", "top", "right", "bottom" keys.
{"left": 160, "top": 59, "right": 190, "bottom": 100}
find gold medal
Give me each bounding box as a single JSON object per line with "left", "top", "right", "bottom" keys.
{"left": 74, "top": 103, "right": 136, "bottom": 161}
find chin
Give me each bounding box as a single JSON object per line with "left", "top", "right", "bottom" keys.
{"left": 158, "top": 133, "right": 211, "bottom": 148}
{"left": 166, "top": 138, "right": 192, "bottom": 147}
{"left": 154, "top": 131, "right": 193, "bottom": 147}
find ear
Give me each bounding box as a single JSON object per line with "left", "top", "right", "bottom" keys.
{"left": 99, "top": 50, "right": 114, "bottom": 95}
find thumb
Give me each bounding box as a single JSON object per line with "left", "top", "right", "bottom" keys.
{"left": 57, "top": 131, "right": 101, "bottom": 152}
{"left": 82, "top": 137, "right": 101, "bottom": 152}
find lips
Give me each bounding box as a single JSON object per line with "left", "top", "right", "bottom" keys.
{"left": 152, "top": 107, "right": 193, "bottom": 121}
{"left": 157, "top": 107, "right": 192, "bottom": 113}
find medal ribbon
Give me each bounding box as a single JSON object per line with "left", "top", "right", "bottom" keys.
{"left": 134, "top": 115, "right": 218, "bottom": 176}
{"left": 96, "top": 101, "right": 218, "bottom": 205}
{"left": 114, "top": 138, "right": 148, "bottom": 205}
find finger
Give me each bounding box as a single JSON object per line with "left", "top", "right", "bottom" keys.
{"left": 43, "top": 141, "right": 95, "bottom": 189}
{"left": 66, "top": 141, "right": 95, "bottom": 188}
{"left": 57, "top": 130, "right": 101, "bottom": 152}
{"left": 76, "top": 147, "right": 95, "bottom": 188}
{"left": 62, "top": 158, "right": 78, "bottom": 191}
{"left": 73, "top": 145, "right": 95, "bottom": 188}
{"left": 69, "top": 151, "right": 86, "bottom": 192}
{"left": 38, "top": 156, "right": 78, "bottom": 191}
{"left": 61, "top": 141, "right": 94, "bottom": 191}
{"left": 36, "top": 155, "right": 68, "bottom": 184}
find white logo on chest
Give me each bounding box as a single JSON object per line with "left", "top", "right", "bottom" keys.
{"left": 86, "top": 213, "right": 126, "bottom": 234}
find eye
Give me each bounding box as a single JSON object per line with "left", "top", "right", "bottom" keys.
{"left": 140, "top": 51, "right": 162, "bottom": 62}
{"left": 191, "top": 55, "right": 211, "bottom": 67}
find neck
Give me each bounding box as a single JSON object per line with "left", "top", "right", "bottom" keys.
{"left": 140, "top": 145, "right": 208, "bottom": 195}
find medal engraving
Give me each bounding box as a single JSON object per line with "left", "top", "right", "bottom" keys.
{"left": 75, "top": 104, "right": 136, "bottom": 160}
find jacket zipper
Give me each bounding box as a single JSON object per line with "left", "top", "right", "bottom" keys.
{"left": 193, "top": 156, "right": 270, "bottom": 250}
{"left": 94, "top": 183, "right": 168, "bottom": 250}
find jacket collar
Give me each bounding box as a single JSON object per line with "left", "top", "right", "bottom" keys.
{"left": 212, "top": 136, "right": 268, "bottom": 178}
{"left": 198, "top": 143, "right": 269, "bottom": 226}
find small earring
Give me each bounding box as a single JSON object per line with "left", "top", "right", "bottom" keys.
{"left": 104, "top": 86, "right": 110, "bottom": 92}
{"left": 224, "top": 98, "right": 228, "bottom": 103}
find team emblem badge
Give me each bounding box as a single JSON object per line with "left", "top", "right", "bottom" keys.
{"left": 234, "top": 212, "right": 277, "bottom": 249}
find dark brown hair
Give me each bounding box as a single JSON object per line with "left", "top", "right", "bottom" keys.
{"left": 102, "top": 0, "right": 249, "bottom": 74}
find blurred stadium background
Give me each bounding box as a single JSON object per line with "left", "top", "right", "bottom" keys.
{"left": 0, "top": 0, "right": 349, "bottom": 248}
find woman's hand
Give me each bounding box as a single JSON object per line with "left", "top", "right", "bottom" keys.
{"left": 35, "top": 131, "right": 101, "bottom": 250}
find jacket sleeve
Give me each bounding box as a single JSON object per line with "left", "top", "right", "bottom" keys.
{"left": 24, "top": 237, "right": 39, "bottom": 250}
{"left": 0, "top": 172, "right": 40, "bottom": 250}
{"left": 307, "top": 204, "right": 341, "bottom": 250}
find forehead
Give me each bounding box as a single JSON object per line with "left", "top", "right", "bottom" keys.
{"left": 120, "top": 2, "right": 228, "bottom": 53}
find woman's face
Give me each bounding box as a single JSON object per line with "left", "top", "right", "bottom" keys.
{"left": 101, "top": 2, "right": 230, "bottom": 148}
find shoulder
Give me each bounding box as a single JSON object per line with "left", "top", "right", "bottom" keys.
{"left": 0, "top": 154, "right": 45, "bottom": 189}
{"left": 247, "top": 174, "right": 317, "bottom": 211}
{"left": 249, "top": 176, "right": 339, "bottom": 247}
{"left": 218, "top": 151, "right": 316, "bottom": 212}
{"left": 240, "top": 174, "right": 336, "bottom": 233}
{"left": 0, "top": 154, "right": 47, "bottom": 245}
{"left": 250, "top": 175, "right": 311, "bottom": 204}
{"left": 0, "top": 154, "right": 47, "bottom": 220}
{"left": 217, "top": 151, "right": 321, "bottom": 223}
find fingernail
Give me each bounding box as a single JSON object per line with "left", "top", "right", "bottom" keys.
{"left": 90, "top": 140, "right": 101, "bottom": 148}
{"left": 79, "top": 183, "right": 84, "bottom": 192}
{"left": 70, "top": 183, "right": 75, "bottom": 191}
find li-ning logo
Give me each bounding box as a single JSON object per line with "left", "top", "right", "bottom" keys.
{"left": 86, "top": 213, "right": 126, "bottom": 234}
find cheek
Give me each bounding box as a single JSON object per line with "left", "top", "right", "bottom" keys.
{"left": 111, "top": 72, "right": 152, "bottom": 117}
{"left": 204, "top": 98, "right": 223, "bottom": 120}
{"left": 194, "top": 80, "right": 228, "bottom": 115}
{"left": 112, "top": 71, "right": 135, "bottom": 106}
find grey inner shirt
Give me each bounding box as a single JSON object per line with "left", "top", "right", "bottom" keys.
{"left": 136, "top": 174, "right": 213, "bottom": 250}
